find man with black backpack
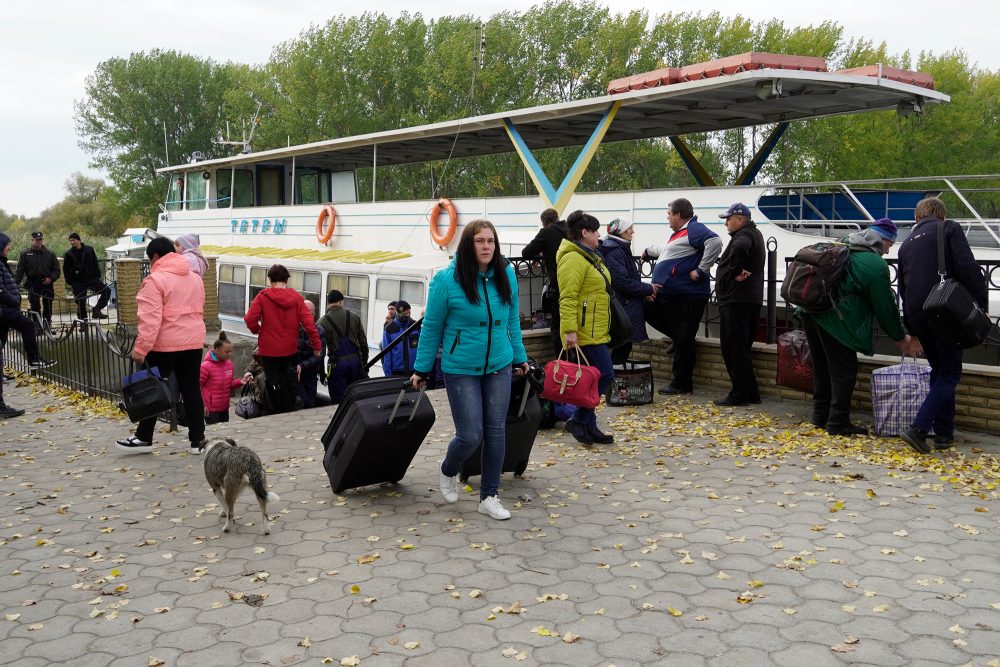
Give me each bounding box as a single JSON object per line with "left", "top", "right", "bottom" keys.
{"left": 319, "top": 290, "right": 369, "bottom": 403}
{"left": 797, "top": 221, "right": 917, "bottom": 436}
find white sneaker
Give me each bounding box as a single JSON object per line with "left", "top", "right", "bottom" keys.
{"left": 115, "top": 436, "right": 152, "bottom": 453}
{"left": 439, "top": 463, "right": 459, "bottom": 503}
{"left": 478, "top": 496, "right": 511, "bottom": 520}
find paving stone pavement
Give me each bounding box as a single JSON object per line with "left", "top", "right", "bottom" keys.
{"left": 1, "top": 375, "right": 999, "bottom": 666}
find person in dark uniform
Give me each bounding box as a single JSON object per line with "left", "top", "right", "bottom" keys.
{"left": 713, "top": 203, "right": 766, "bottom": 406}
{"left": 522, "top": 208, "right": 568, "bottom": 354}
{"left": 381, "top": 300, "right": 419, "bottom": 376}
{"left": 14, "top": 231, "right": 60, "bottom": 329}
{"left": 63, "top": 232, "right": 111, "bottom": 320}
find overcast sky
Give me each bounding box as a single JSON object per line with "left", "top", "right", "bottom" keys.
{"left": 1, "top": 0, "right": 996, "bottom": 218}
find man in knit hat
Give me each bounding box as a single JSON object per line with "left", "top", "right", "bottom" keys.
{"left": 798, "top": 219, "right": 917, "bottom": 436}
{"left": 64, "top": 232, "right": 111, "bottom": 320}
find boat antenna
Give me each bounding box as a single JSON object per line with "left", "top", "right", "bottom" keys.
{"left": 213, "top": 96, "right": 264, "bottom": 155}
{"left": 162, "top": 120, "right": 170, "bottom": 165}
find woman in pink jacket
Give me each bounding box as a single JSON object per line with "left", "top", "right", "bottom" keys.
{"left": 117, "top": 237, "right": 207, "bottom": 454}
{"left": 200, "top": 331, "right": 250, "bottom": 424}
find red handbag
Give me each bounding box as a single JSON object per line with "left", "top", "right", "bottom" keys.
{"left": 541, "top": 347, "right": 602, "bottom": 409}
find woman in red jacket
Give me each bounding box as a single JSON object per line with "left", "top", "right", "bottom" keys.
{"left": 200, "top": 331, "right": 250, "bottom": 424}
{"left": 243, "top": 265, "right": 321, "bottom": 413}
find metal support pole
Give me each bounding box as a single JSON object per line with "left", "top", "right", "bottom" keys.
{"left": 766, "top": 237, "right": 778, "bottom": 344}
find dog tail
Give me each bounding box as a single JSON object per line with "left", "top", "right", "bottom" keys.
{"left": 245, "top": 469, "right": 279, "bottom": 503}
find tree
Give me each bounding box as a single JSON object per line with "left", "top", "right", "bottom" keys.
{"left": 74, "top": 50, "right": 250, "bottom": 220}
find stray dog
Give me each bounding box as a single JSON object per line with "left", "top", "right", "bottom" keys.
{"left": 201, "top": 437, "right": 280, "bottom": 535}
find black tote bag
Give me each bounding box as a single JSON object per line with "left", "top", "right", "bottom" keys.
{"left": 121, "top": 362, "right": 173, "bottom": 423}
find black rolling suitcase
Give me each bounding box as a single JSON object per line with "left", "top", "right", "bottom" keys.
{"left": 321, "top": 378, "right": 435, "bottom": 493}
{"left": 321, "top": 317, "right": 435, "bottom": 494}
{"left": 459, "top": 370, "right": 542, "bottom": 482}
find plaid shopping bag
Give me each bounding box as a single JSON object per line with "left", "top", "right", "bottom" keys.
{"left": 870, "top": 361, "right": 931, "bottom": 437}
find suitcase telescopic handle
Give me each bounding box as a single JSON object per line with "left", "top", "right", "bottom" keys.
{"left": 516, "top": 375, "right": 532, "bottom": 418}
{"left": 387, "top": 386, "right": 425, "bottom": 425}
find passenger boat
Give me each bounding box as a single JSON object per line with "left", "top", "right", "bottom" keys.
{"left": 147, "top": 52, "right": 1000, "bottom": 356}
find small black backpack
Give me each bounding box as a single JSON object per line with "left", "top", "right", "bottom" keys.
{"left": 781, "top": 242, "right": 851, "bottom": 313}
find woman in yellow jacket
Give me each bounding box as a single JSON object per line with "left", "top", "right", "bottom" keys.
{"left": 556, "top": 210, "right": 615, "bottom": 446}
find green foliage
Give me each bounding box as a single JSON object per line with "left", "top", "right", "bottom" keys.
{"left": 66, "top": 4, "right": 999, "bottom": 215}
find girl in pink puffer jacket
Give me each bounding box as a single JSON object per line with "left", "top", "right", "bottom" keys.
{"left": 199, "top": 332, "right": 250, "bottom": 424}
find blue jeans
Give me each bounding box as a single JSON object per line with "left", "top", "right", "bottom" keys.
{"left": 441, "top": 366, "right": 512, "bottom": 499}
{"left": 570, "top": 344, "right": 614, "bottom": 431}
{"left": 910, "top": 320, "right": 963, "bottom": 437}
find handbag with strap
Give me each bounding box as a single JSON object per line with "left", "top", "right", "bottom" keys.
{"left": 540, "top": 347, "right": 602, "bottom": 409}
{"left": 921, "top": 220, "right": 991, "bottom": 349}
{"left": 120, "top": 362, "right": 173, "bottom": 423}
{"left": 579, "top": 252, "right": 632, "bottom": 350}
{"left": 234, "top": 384, "right": 260, "bottom": 419}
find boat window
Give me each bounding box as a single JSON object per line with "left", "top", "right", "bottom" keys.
{"left": 376, "top": 278, "right": 425, "bottom": 306}
{"left": 258, "top": 166, "right": 284, "bottom": 206}
{"left": 296, "top": 170, "right": 331, "bottom": 205}
{"left": 218, "top": 264, "right": 247, "bottom": 316}
{"left": 249, "top": 267, "right": 268, "bottom": 301}
{"left": 327, "top": 273, "right": 370, "bottom": 323}
{"left": 216, "top": 169, "right": 254, "bottom": 208}
{"left": 289, "top": 270, "right": 321, "bottom": 312}
{"left": 185, "top": 171, "right": 207, "bottom": 210}
{"left": 166, "top": 176, "right": 184, "bottom": 212}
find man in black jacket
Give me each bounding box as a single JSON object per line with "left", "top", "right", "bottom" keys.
{"left": 14, "top": 231, "right": 60, "bottom": 328}
{"left": 0, "top": 233, "right": 56, "bottom": 373}
{"left": 897, "top": 199, "right": 988, "bottom": 454}
{"left": 522, "top": 208, "right": 568, "bottom": 354}
{"left": 64, "top": 232, "right": 111, "bottom": 320}
{"left": 714, "top": 203, "right": 766, "bottom": 406}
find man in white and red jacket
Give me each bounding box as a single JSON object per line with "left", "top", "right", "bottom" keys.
{"left": 117, "top": 237, "right": 207, "bottom": 454}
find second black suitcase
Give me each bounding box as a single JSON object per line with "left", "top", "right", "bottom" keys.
{"left": 459, "top": 373, "right": 541, "bottom": 482}
{"left": 322, "top": 378, "right": 435, "bottom": 494}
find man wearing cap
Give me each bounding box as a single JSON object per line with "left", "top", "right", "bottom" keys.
{"left": 63, "top": 232, "right": 111, "bottom": 320}
{"left": 800, "top": 219, "right": 916, "bottom": 436}
{"left": 14, "top": 232, "right": 60, "bottom": 329}
{"left": 319, "top": 289, "right": 369, "bottom": 403}
{"left": 643, "top": 198, "right": 723, "bottom": 395}
{"left": 714, "top": 203, "right": 766, "bottom": 406}
{"left": 381, "top": 300, "right": 420, "bottom": 377}
{"left": 897, "top": 198, "right": 988, "bottom": 454}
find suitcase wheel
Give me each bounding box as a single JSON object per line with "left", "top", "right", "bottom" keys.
{"left": 514, "top": 463, "right": 527, "bottom": 477}
{"left": 459, "top": 473, "right": 470, "bottom": 483}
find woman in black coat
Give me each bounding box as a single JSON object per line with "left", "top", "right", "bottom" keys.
{"left": 598, "top": 218, "right": 655, "bottom": 364}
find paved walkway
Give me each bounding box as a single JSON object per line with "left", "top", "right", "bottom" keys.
{"left": 1, "top": 375, "right": 999, "bottom": 666}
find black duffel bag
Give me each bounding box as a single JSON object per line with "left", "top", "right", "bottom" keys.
{"left": 922, "top": 221, "right": 992, "bottom": 349}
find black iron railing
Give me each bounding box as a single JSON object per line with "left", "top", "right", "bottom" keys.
{"left": 511, "top": 244, "right": 1000, "bottom": 365}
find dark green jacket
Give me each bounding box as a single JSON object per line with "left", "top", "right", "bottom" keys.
{"left": 811, "top": 246, "right": 905, "bottom": 355}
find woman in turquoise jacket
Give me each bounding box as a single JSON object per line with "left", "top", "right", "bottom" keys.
{"left": 411, "top": 220, "right": 529, "bottom": 520}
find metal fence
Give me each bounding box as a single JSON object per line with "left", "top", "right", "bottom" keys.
{"left": 512, "top": 243, "right": 1000, "bottom": 366}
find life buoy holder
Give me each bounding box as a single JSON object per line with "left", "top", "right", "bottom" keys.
{"left": 316, "top": 205, "right": 336, "bottom": 244}
{"left": 429, "top": 198, "right": 458, "bottom": 247}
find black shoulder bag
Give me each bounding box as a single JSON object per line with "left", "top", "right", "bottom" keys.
{"left": 921, "top": 220, "right": 991, "bottom": 349}
{"left": 120, "top": 361, "right": 173, "bottom": 423}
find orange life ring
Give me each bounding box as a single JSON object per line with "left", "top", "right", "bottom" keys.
{"left": 316, "top": 205, "right": 336, "bottom": 244}
{"left": 429, "top": 198, "right": 458, "bottom": 247}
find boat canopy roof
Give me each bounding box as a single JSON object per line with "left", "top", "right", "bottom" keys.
{"left": 159, "top": 60, "right": 948, "bottom": 176}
